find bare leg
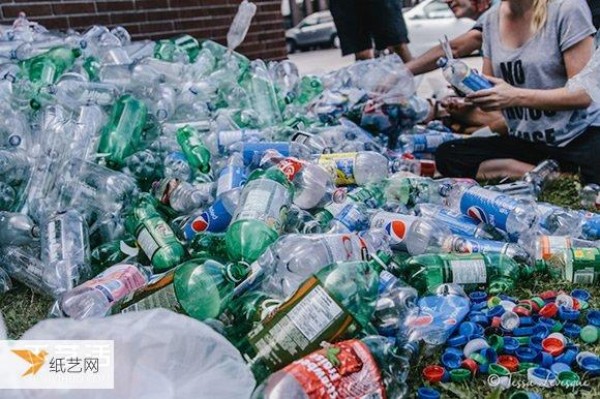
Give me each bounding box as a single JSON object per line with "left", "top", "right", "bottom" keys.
{"left": 477, "top": 159, "right": 535, "bottom": 180}
{"left": 355, "top": 49, "right": 374, "bottom": 61}
{"left": 388, "top": 43, "right": 413, "bottom": 63}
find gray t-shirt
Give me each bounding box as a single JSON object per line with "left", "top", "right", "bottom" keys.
{"left": 481, "top": 0, "right": 600, "bottom": 146}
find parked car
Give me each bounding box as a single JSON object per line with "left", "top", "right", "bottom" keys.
{"left": 404, "top": 0, "right": 475, "bottom": 57}
{"left": 285, "top": 11, "right": 337, "bottom": 54}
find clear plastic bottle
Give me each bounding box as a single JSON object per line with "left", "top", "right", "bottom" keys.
{"left": 227, "top": 0, "right": 257, "bottom": 51}
{"left": 437, "top": 57, "right": 493, "bottom": 95}
{"left": 317, "top": 151, "right": 388, "bottom": 186}
{"left": 537, "top": 202, "right": 582, "bottom": 236}
{"left": 151, "top": 178, "right": 213, "bottom": 214}
{"left": 0, "top": 211, "right": 39, "bottom": 246}
{"left": 581, "top": 183, "right": 600, "bottom": 210}
{"left": 416, "top": 203, "right": 499, "bottom": 240}
{"left": 522, "top": 159, "right": 560, "bottom": 193}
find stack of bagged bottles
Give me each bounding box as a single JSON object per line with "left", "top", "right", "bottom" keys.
{"left": 0, "top": 10, "right": 598, "bottom": 398}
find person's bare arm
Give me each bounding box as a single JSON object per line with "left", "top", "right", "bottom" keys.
{"left": 405, "top": 29, "right": 483, "bottom": 75}
{"left": 470, "top": 38, "right": 594, "bottom": 111}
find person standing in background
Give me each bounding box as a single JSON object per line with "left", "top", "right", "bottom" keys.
{"left": 587, "top": 0, "right": 600, "bottom": 28}
{"left": 329, "top": 0, "right": 413, "bottom": 62}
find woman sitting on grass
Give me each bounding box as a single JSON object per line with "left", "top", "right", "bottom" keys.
{"left": 435, "top": 0, "right": 600, "bottom": 184}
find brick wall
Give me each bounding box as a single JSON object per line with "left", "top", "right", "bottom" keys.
{"left": 0, "top": 0, "right": 287, "bottom": 61}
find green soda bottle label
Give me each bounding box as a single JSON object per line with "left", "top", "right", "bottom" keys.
{"left": 234, "top": 179, "right": 290, "bottom": 231}
{"left": 136, "top": 220, "right": 176, "bottom": 261}
{"left": 116, "top": 270, "right": 180, "bottom": 313}
{"left": 448, "top": 257, "right": 487, "bottom": 284}
{"left": 245, "top": 276, "right": 356, "bottom": 372}
{"left": 568, "top": 248, "right": 600, "bottom": 284}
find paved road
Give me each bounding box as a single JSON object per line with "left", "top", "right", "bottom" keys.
{"left": 288, "top": 48, "right": 483, "bottom": 98}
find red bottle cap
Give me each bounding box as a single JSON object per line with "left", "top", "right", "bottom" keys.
{"left": 460, "top": 359, "right": 478, "bottom": 375}
{"left": 491, "top": 316, "right": 502, "bottom": 328}
{"left": 514, "top": 305, "right": 532, "bottom": 317}
{"left": 520, "top": 299, "right": 540, "bottom": 313}
{"left": 542, "top": 337, "right": 565, "bottom": 357}
{"left": 497, "top": 355, "right": 520, "bottom": 372}
{"left": 540, "top": 290, "right": 557, "bottom": 300}
{"left": 572, "top": 298, "right": 580, "bottom": 310}
{"left": 422, "top": 365, "right": 445, "bottom": 383}
{"left": 539, "top": 303, "right": 558, "bottom": 318}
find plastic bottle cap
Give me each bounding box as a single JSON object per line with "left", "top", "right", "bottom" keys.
{"left": 539, "top": 290, "right": 557, "bottom": 300}
{"left": 580, "top": 355, "right": 600, "bottom": 376}
{"left": 562, "top": 323, "right": 581, "bottom": 338}
{"left": 587, "top": 310, "right": 600, "bottom": 327}
{"left": 570, "top": 289, "right": 590, "bottom": 302}
{"left": 515, "top": 336, "right": 530, "bottom": 346}
{"left": 459, "top": 322, "right": 478, "bottom": 338}
{"left": 471, "top": 301, "right": 487, "bottom": 312}
{"left": 539, "top": 352, "right": 554, "bottom": 368}
{"left": 555, "top": 349, "right": 577, "bottom": 367}
{"left": 518, "top": 362, "right": 537, "bottom": 372}
{"left": 500, "top": 300, "right": 516, "bottom": 311}
{"left": 516, "top": 347, "right": 539, "bottom": 363}
{"left": 512, "top": 326, "right": 534, "bottom": 336}
{"left": 557, "top": 371, "right": 580, "bottom": 388}
{"left": 550, "top": 362, "right": 571, "bottom": 375}
{"left": 422, "top": 365, "right": 446, "bottom": 383}
{"left": 527, "top": 367, "right": 557, "bottom": 388}
{"left": 513, "top": 305, "right": 532, "bottom": 317}
{"left": 418, "top": 387, "right": 441, "bottom": 399}
{"left": 497, "top": 355, "right": 519, "bottom": 372}
{"left": 460, "top": 358, "right": 479, "bottom": 375}
{"left": 578, "top": 299, "right": 589, "bottom": 310}
{"left": 484, "top": 326, "right": 504, "bottom": 337}
{"left": 542, "top": 337, "right": 565, "bottom": 356}
{"left": 487, "top": 296, "right": 502, "bottom": 308}
{"left": 441, "top": 351, "right": 462, "bottom": 370}
{"left": 491, "top": 317, "right": 501, "bottom": 329}
{"left": 509, "top": 391, "right": 542, "bottom": 399}
{"left": 463, "top": 338, "right": 490, "bottom": 358}
{"left": 503, "top": 337, "right": 520, "bottom": 354}
{"left": 581, "top": 325, "right": 599, "bottom": 343}
{"left": 469, "top": 312, "right": 489, "bottom": 325}
{"left": 519, "top": 317, "right": 534, "bottom": 326}
{"left": 576, "top": 351, "right": 597, "bottom": 367}
{"left": 487, "top": 305, "right": 505, "bottom": 318}
{"left": 469, "top": 291, "right": 487, "bottom": 303}
{"left": 468, "top": 353, "right": 487, "bottom": 366}
{"left": 551, "top": 320, "right": 563, "bottom": 333}
{"left": 450, "top": 368, "right": 471, "bottom": 382}
{"left": 572, "top": 298, "right": 581, "bottom": 310}
{"left": 558, "top": 306, "right": 580, "bottom": 321}
{"left": 531, "top": 324, "right": 550, "bottom": 339}
{"left": 555, "top": 293, "right": 573, "bottom": 308}
{"left": 500, "top": 311, "right": 520, "bottom": 331}
{"left": 487, "top": 334, "right": 504, "bottom": 352}
{"left": 546, "top": 332, "right": 566, "bottom": 344}
{"left": 480, "top": 347, "right": 498, "bottom": 365}
{"left": 447, "top": 335, "right": 468, "bottom": 347}
{"left": 530, "top": 297, "right": 545, "bottom": 309}
{"left": 488, "top": 363, "right": 510, "bottom": 376}
{"left": 528, "top": 336, "right": 543, "bottom": 352}
{"left": 538, "top": 303, "right": 558, "bottom": 318}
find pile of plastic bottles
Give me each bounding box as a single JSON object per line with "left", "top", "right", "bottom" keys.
{"left": 0, "top": 6, "right": 599, "bottom": 398}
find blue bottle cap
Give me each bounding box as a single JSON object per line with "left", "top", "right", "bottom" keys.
{"left": 580, "top": 355, "right": 600, "bottom": 377}
{"left": 532, "top": 324, "right": 550, "bottom": 339}
{"left": 447, "top": 334, "right": 468, "bottom": 347}
{"left": 418, "top": 387, "right": 441, "bottom": 399}
{"left": 558, "top": 306, "right": 580, "bottom": 321}
{"left": 473, "top": 323, "right": 485, "bottom": 338}
{"left": 555, "top": 349, "right": 577, "bottom": 366}
{"left": 570, "top": 289, "right": 590, "bottom": 302}
{"left": 469, "top": 312, "right": 489, "bottom": 325}
{"left": 564, "top": 342, "right": 579, "bottom": 354}
{"left": 441, "top": 368, "right": 451, "bottom": 383}
{"left": 459, "top": 322, "right": 478, "bottom": 338}
{"left": 550, "top": 362, "right": 571, "bottom": 375}
{"left": 499, "top": 294, "right": 518, "bottom": 303}
{"left": 529, "top": 336, "right": 543, "bottom": 351}
{"left": 471, "top": 301, "right": 487, "bottom": 312}
{"left": 444, "top": 347, "right": 464, "bottom": 358}
{"left": 539, "top": 351, "right": 554, "bottom": 368}
{"left": 528, "top": 367, "right": 557, "bottom": 388}
{"left": 516, "top": 347, "right": 539, "bottom": 363}
{"left": 562, "top": 323, "right": 582, "bottom": 338}
{"left": 519, "top": 317, "right": 534, "bottom": 326}
{"left": 537, "top": 317, "right": 555, "bottom": 329}
{"left": 512, "top": 326, "right": 534, "bottom": 336}
{"left": 480, "top": 347, "right": 498, "bottom": 365}
{"left": 503, "top": 337, "right": 520, "bottom": 354}
{"left": 470, "top": 290, "right": 487, "bottom": 302}
{"left": 441, "top": 350, "right": 462, "bottom": 369}
{"left": 587, "top": 310, "right": 600, "bottom": 327}
{"left": 487, "top": 305, "right": 505, "bottom": 318}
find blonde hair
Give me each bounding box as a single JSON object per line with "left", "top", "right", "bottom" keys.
{"left": 532, "top": 0, "right": 549, "bottom": 32}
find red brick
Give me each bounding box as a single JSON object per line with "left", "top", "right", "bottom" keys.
{"left": 135, "top": 0, "right": 170, "bottom": 10}
{"left": 110, "top": 11, "right": 147, "bottom": 24}
{"left": 145, "top": 9, "right": 179, "bottom": 22}
{"left": 52, "top": 2, "right": 96, "bottom": 15}
{"left": 35, "top": 16, "right": 69, "bottom": 31}
{"left": 138, "top": 21, "right": 174, "bottom": 34}
{"left": 2, "top": 3, "right": 53, "bottom": 19}
{"left": 68, "top": 14, "right": 111, "bottom": 29}
{"left": 96, "top": 1, "right": 135, "bottom": 13}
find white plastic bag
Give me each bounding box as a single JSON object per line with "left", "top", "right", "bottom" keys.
{"left": 13, "top": 309, "right": 255, "bottom": 399}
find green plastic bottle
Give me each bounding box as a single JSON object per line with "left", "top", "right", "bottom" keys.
{"left": 238, "top": 260, "right": 379, "bottom": 382}
{"left": 112, "top": 257, "right": 247, "bottom": 321}
{"left": 245, "top": 60, "right": 283, "bottom": 127}
{"left": 126, "top": 195, "right": 185, "bottom": 273}
{"left": 404, "top": 253, "right": 521, "bottom": 295}
{"left": 537, "top": 247, "right": 600, "bottom": 284}
{"left": 225, "top": 167, "right": 294, "bottom": 264}
{"left": 19, "top": 46, "right": 82, "bottom": 86}
{"left": 154, "top": 34, "right": 200, "bottom": 63}
{"left": 97, "top": 94, "right": 148, "bottom": 168}
{"left": 220, "top": 291, "right": 281, "bottom": 342}
{"left": 293, "top": 75, "right": 324, "bottom": 105}
{"left": 90, "top": 237, "right": 140, "bottom": 276}
{"left": 187, "top": 232, "right": 229, "bottom": 260}
{"left": 176, "top": 125, "right": 211, "bottom": 173}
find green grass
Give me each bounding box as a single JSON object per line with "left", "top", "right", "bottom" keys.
{"left": 1, "top": 175, "right": 599, "bottom": 397}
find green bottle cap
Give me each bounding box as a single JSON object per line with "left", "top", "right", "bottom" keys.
{"left": 578, "top": 299, "right": 590, "bottom": 310}
{"left": 469, "top": 353, "right": 488, "bottom": 365}
{"left": 488, "top": 335, "right": 504, "bottom": 352}
{"left": 487, "top": 296, "right": 502, "bottom": 308}
{"left": 510, "top": 392, "right": 532, "bottom": 399}
{"left": 558, "top": 371, "right": 581, "bottom": 388}
{"left": 518, "top": 362, "right": 537, "bottom": 372}
{"left": 450, "top": 368, "right": 471, "bottom": 382}
{"left": 531, "top": 297, "right": 545, "bottom": 309}
{"left": 580, "top": 325, "right": 599, "bottom": 343}
{"left": 515, "top": 336, "right": 530, "bottom": 346}
{"left": 552, "top": 321, "right": 563, "bottom": 333}
{"left": 488, "top": 363, "right": 510, "bottom": 376}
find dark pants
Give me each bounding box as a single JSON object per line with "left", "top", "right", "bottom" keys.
{"left": 329, "top": 0, "right": 409, "bottom": 56}
{"left": 435, "top": 127, "right": 600, "bottom": 184}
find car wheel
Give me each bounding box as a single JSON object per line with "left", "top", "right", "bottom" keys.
{"left": 331, "top": 35, "right": 340, "bottom": 49}
{"left": 286, "top": 39, "right": 296, "bottom": 54}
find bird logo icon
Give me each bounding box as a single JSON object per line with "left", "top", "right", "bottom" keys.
{"left": 11, "top": 349, "right": 48, "bottom": 376}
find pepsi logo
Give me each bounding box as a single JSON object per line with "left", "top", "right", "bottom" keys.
{"left": 386, "top": 220, "right": 407, "bottom": 242}
{"left": 191, "top": 214, "right": 209, "bottom": 232}
{"left": 467, "top": 206, "right": 488, "bottom": 224}
{"left": 407, "top": 313, "right": 433, "bottom": 328}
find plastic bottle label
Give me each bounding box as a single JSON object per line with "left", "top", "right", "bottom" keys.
{"left": 379, "top": 270, "right": 398, "bottom": 294}
{"left": 581, "top": 213, "right": 600, "bottom": 240}
{"left": 567, "top": 248, "right": 600, "bottom": 284}
{"left": 435, "top": 208, "right": 480, "bottom": 237}
{"left": 291, "top": 131, "right": 312, "bottom": 145}
{"left": 234, "top": 178, "right": 290, "bottom": 231}
{"left": 217, "top": 130, "right": 255, "bottom": 154}
{"left": 459, "top": 186, "right": 516, "bottom": 231}
{"left": 460, "top": 71, "right": 493, "bottom": 93}
{"left": 370, "top": 211, "right": 417, "bottom": 246}
{"left": 182, "top": 198, "right": 232, "bottom": 240}
{"left": 318, "top": 153, "right": 357, "bottom": 186}
{"left": 449, "top": 259, "right": 487, "bottom": 284}
{"left": 217, "top": 165, "right": 246, "bottom": 196}
{"left": 348, "top": 186, "right": 381, "bottom": 208}
{"left": 280, "top": 340, "right": 385, "bottom": 399}
{"left": 409, "top": 133, "right": 454, "bottom": 153}
{"left": 136, "top": 220, "right": 175, "bottom": 260}
{"left": 322, "top": 234, "right": 369, "bottom": 262}
{"left": 335, "top": 204, "right": 365, "bottom": 231}
{"left": 121, "top": 278, "right": 178, "bottom": 313}
{"left": 81, "top": 264, "right": 147, "bottom": 305}
{"left": 456, "top": 237, "right": 507, "bottom": 254}
{"left": 242, "top": 142, "right": 290, "bottom": 165}
{"left": 275, "top": 157, "right": 305, "bottom": 181}
{"left": 537, "top": 236, "right": 571, "bottom": 261}
{"left": 246, "top": 276, "right": 356, "bottom": 371}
